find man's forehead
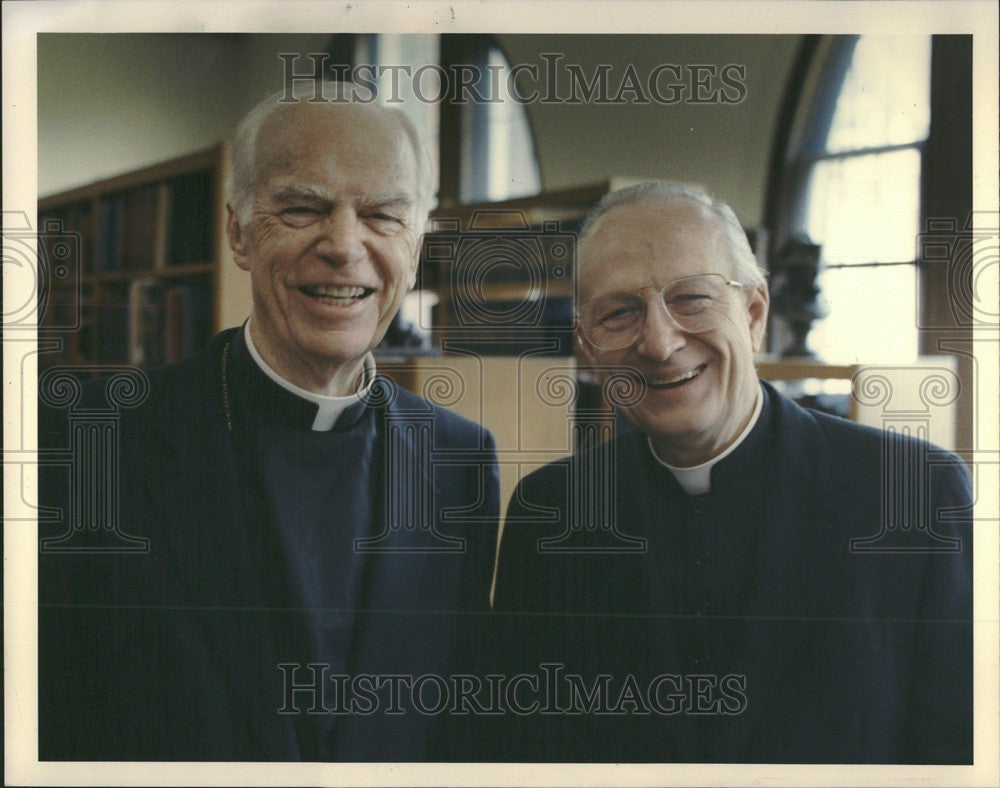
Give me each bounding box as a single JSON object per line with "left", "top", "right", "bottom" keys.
{"left": 256, "top": 101, "right": 410, "bottom": 164}
{"left": 253, "top": 103, "right": 417, "bottom": 191}
{"left": 579, "top": 201, "right": 727, "bottom": 283}
{"left": 263, "top": 99, "right": 403, "bottom": 134}
{"left": 588, "top": 199, "right": 716, "bottom": 243}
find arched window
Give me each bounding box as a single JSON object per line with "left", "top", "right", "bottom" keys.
{"left": 320, "top": 34, "right": 543, "bottom": 347}
{"left": 770, "top": 35, "right": 933, "bottom": 363}
{"left": 438, "top": 34, "right": 542, "bottom": 204}
{"left": 324, "top": 33, "right": 542, "bottom": 206}
{"left": 479, "top": 44, "right": 543, "bottom": 201}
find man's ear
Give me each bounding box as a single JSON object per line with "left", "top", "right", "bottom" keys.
{"left": 746, "top": 283, "right": 770, "bottom": 353}
{"left": 226, "top": 205, "right": 252, "bottom": 272}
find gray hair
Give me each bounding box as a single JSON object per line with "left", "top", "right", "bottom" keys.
{"left": 578, "top": 181, "right": 767, "bottom": 288}
{"left": 228, "top": 81, "right": 436, "bottom": 227}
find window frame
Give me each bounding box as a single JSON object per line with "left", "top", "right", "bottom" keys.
{"left": 764, "top": 34, "right": 974, "bottom": 450}
{"left": 765, "top": 34, "right": 972, "bottom": 359}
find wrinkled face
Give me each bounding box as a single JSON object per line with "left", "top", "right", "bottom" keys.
{"left": 577, "top": 200, "right": 769, "bottom": 465}
{"left": 228, "top": 102, "right": 422, "bottom": 393}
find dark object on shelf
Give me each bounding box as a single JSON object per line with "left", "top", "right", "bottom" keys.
{"left": 167, "top": 170, "right": 214, "bottom": 266}
{"left": 433, "top": 297, "right": 575, "bottom": 356}
{"left": 375, "top": 312, "right": 437, "bottom": 356}
{"left": 770, "top": 234, "right": 827, "bottom": 358}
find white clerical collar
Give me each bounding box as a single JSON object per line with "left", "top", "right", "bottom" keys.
{"left": 243, "top": 321, "right": 376, "bottom": 432}
{"left": 648, "top": 384, "right": 764, "bottom": 496}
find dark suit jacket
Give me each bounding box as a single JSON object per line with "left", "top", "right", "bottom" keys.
{"left": 38, "top": 328, "right": 500, "bottom": 761}
{"left": 492, "top": 383, "right": 972, "bottom": 763}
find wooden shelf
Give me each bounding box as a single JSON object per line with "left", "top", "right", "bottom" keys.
{"left": 755, "top": 355, "right": 958, "bottom": 450}
{"left": 37, "top": 145, "right": 234, "bottom": 373}
{"left": 432, "top": 177, "right": 648, "bottom": 221}
{"left": 377, "top": 353, "right": 958, "bottom": 520}
{"left": 39, "top": 147, "right": 222, "bottom": 210}
{"left": 86, "top": 263, "right": 214, "bottom": 283}
{"left": 422, "top": 180, "right": 765, "bottom": 351}
{"left": 756, "top": 359, "right": 861, "bottom": 381}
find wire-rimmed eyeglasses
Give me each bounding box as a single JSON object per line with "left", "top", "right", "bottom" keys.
{"left": 578, "top": 273, "right": 746, "bottom": 351}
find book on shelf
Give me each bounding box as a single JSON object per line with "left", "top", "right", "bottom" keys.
{"left": 39, "top": 201, "right": 92, "bottom": 267}
{"left": 121, "top": 184, "right": 161, "bottom": 272}
{"left": 37, "top": 204, "right": 87, "bottom": 303}
{"left": 38, "top": 285, "right": 78, "bottom": 332}
{"left": 127, "top": 278, "right": 165, "bottom": 367}
{"left": 166, "top": 170, "right": 214, "bottom": 267}
{"left": 38, "top": 145, "right": 229, "bottom": 374}
{"left": 97, "top": 297, "right": 129, "bottom": 364}
{"left": 153, "top": 182, "right": 170, "bottom": 270}
{"left": 37, "top": 286, "right": 84, "bottom": 368}
{"left": 163, "top": 281, "right": 213, "bottom": 364}
{"left": 93, "top": 183, "right": 170, "bottom": 274}
{"left": 95, "top": 195, "right": 124, "bottom": 273}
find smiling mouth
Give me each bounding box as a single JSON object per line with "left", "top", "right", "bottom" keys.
{"left": 644, "top": 364, "right": 707, "bottom": 390}
{"left": 298, "top": 284, "right": 375, "bottom": 305}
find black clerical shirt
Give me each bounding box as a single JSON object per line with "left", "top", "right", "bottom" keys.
{"left": 224, "top": 329, "right": 382, "bottom": 758}
{"left": 642, "top": 387, "right": 772, "bottom": 643}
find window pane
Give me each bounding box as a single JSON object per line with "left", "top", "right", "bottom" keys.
{"left": 825, "top": 35, "right": 931, "bottom": 152}
{"left": 485, "top": 47, "right": 541, "bottom": 201}
{"left": 373, "top": 34, "right": 441, "bottom": 188}
{"left": 804, "top": 148, "right": 921, "bottom": 264}
{"left": 808, "top": 265, "right": 918, "bottom": 363}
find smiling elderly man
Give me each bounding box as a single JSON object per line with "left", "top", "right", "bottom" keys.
{"left": 492, "top": 181, "right": 972, "bottom": 764}
{"left": 38, "top": 86, "right": 499, "bottom": 761}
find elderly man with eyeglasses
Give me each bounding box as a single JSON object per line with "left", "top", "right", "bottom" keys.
{"left": 490, "top": 182, "right": 972, "bottom": 765}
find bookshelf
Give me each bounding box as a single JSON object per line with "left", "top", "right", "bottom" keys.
{"left": 37, "top": 144, "right": 249, "bottom": 373}
{"left": 422, "top": 179, "right": 642, "bottom": 350}
{"left": 419, "top": 179, "right": 767, "bottom": 352}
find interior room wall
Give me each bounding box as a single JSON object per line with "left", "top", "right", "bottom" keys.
{"left": 37, "top": 34, "right": 333, "bottom": 197}
{"left": 38, "top": 33, "right": 801, "bottom": 231}
{"left": 39, "top": 34, "right": 235, "bottom": 196}
{"left": 32, "top": 33, "right": 973, "bottom": 454}
{"left": 498, "top": 35, "right": 801, "bottom": 227}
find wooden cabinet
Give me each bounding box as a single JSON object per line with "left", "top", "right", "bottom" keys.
{"left": 757, "top": 356, "right": 959, "bottom": 451}
{"left": 36, "top": 144, "right": 250, "bottom": 373}
{"left": 379, "top": 354, "right": 960, "bottom": 517}
{"left": 419, "top": 179, "right": 766, "bottom": 354}
{"left": 379, "top": 354, "right": 583, "bottom": 519}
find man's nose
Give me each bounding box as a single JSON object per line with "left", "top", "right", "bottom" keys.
{"left": 634, "top": 301, "right": 686, "bottom": 360}
{"left": 315, "top": 206, "right": 366, "bottom": 265}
